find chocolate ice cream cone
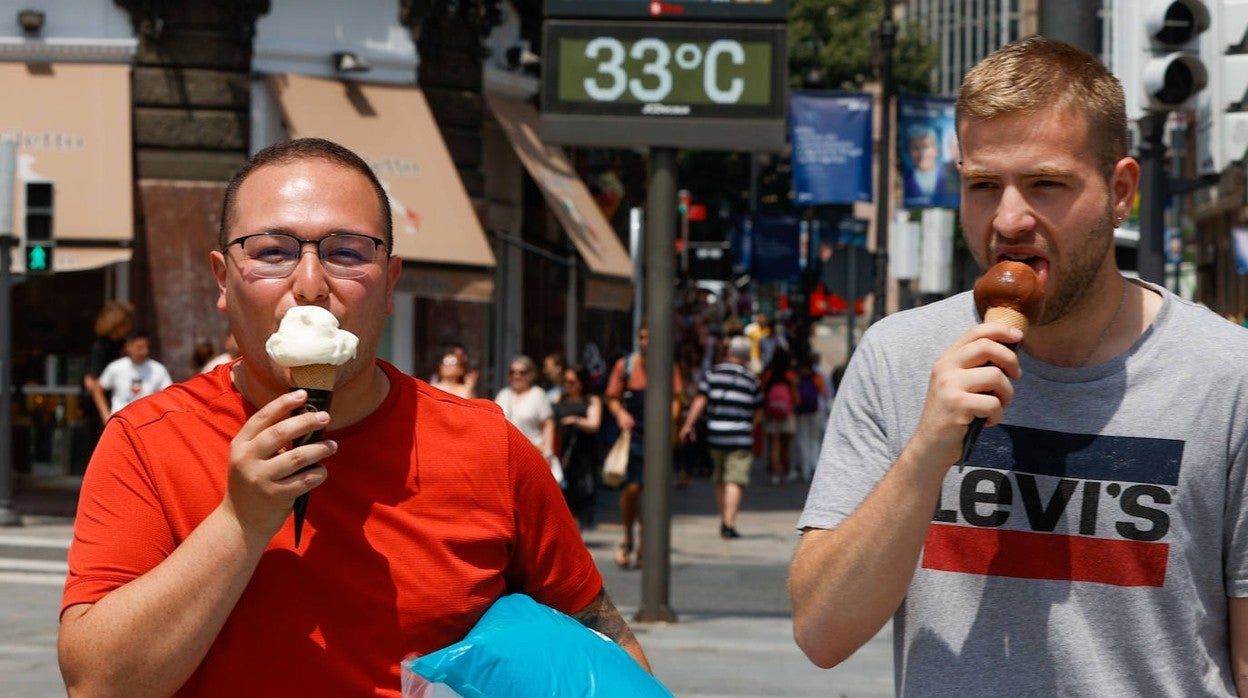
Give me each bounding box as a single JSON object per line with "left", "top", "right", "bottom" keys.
{"left": 983, "top": 305, "right": 1029, "bottom": 333}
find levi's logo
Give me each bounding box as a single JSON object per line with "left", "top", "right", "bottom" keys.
{"left": 923, "top": 424, "right": 1182, "bottom": 587}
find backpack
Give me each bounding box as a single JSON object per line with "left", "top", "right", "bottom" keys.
{"left": 764, "top": 381, "right": 794, "bottom": 420}
{"left": 795, "top": 375, "right": 820, "bottom": 415}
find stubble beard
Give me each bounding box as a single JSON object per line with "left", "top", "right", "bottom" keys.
{"left": 1034, "top": 206, "right": 1116, "bottom": 327}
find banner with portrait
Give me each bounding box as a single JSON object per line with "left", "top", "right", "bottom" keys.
{"left": 1233, "top": 227, "right": 1248, "bottom": 275}
{"left": 897, "top": 93, "right": 959, "bottom": 210}
{"left": 790, "top": 91, "right": 873, "bottom": 205}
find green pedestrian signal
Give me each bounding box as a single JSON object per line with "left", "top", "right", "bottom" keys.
{"left": 25, "top": 243, "right": 52, "bottom": 272}
{"left": 22, "top": 181, "right": 54, "bottom": 274}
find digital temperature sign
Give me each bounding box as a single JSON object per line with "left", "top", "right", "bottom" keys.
{"left": 541, "top": 20, "right": 786, "bottom": 149}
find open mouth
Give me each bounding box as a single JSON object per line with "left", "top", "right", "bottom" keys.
{"left": 997, "top": 253, "right": 1049, "bottom": 290}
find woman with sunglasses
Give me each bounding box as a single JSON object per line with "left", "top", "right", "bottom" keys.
{"left": 430, "top": 352, "right": 474, "bottom": 399}
{"left": 553, "top": 365, "right": 602, "bottom": 530}
{"left": 494, "top": 355, "right": 558, "bottom": 483}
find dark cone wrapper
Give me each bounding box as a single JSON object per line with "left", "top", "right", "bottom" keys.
{"left": 290, "top": 386, "right": 334, "bottom": 547}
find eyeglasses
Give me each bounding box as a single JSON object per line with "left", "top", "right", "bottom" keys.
{"left": 509, "top": 368, "right": 530, "bottom": 376}
{"left": 224, "top": 232, "right": 387, "bottom": 279}
{"left": 441, "top": 357, "right": 461, "bottom": 366}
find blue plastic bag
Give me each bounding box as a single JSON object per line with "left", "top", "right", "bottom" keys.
{"left": 401, "top": 594, "right": 672, "bottom": 698}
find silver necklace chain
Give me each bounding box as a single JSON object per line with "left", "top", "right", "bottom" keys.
{"left": 1078, "top": 278, "right": 1127, "bottom": 368}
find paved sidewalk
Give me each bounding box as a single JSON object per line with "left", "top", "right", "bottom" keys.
{"left": 585, "top": 473, "right": 894, "bottom": 697}
{"left": 2, "top": 471, "right": 895, "bottom": 697}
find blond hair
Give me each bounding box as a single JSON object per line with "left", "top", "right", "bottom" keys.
{"left": 956, "top": 35, "right": 1127, "bottom": 181}
{"left": 93, "top": 300, "right": 135, "bottom": 338}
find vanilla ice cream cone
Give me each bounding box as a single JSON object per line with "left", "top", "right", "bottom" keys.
{"left": 265, "top": 306, "right": 359, "bottom": 548}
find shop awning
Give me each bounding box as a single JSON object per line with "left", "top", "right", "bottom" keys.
{"left": 1, "top": 62, "right": 133, "bottom": 273}
{"left": 267, "top": 73, "right": 496, "bottom": 298}
{"left": 485, "top": 94, "right": 634, "bottom": 293}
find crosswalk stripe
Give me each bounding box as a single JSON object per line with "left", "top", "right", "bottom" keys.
{"left": 0, "top": 534, "right": 70, "bottom": 550}
{"left": 0, "top": 558, "right": 68, "bottom": 573}
{"left": 0, "top": 571, "right": 66, "bottom": 586}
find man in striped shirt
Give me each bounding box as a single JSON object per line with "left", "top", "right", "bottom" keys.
{"left": 679, "top": 335, "right": 762, "bottom": 538}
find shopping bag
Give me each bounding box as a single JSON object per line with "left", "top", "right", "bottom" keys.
{"left": 401, "top": 594, "right": 672, "bottom": 697}
{"left": 602, "top": 429, "right": 631, "bottom": 488}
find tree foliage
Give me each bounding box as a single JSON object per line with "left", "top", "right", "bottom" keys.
{"left": 789, "top": 0, "right": 935, "bottom": 93}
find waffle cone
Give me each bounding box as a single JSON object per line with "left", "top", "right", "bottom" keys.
{"left": 983, "top": 306, "right": 1029, "bottom": 333}
{"left": 289, "top": 363, "right": 339, "bottom": 391}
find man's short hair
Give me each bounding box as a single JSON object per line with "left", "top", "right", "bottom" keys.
{"left": 956, "top": 35, "right": 1127, "bottom": 181}
{"left": 728, "top": 335, "right": 751, "bottom": 361}
{"left": 218, "top": 137, "right": 393, "bottom": 249}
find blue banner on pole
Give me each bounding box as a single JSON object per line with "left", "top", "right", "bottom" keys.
{"left": 898, "top": 93, "right": 959, "bottom": 210}
{"left": 1233, "top": 227, "right": 1248, "bottom": 275}
{"left": 731, "top": 213, "right": 802, "bottom": 283}
{"left": 790, "top": 91, "right": 873, "bottom": 205}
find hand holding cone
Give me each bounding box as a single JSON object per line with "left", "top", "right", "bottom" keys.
{"left": 959, "top": 261, "right": 1046, "bottom": 467}
{"left": 265, "top": 306, "right": 359, "bottom": 547}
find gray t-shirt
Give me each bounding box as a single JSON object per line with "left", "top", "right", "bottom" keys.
{"left": 799, "top": 282, "right": 1248, "bottom": 697}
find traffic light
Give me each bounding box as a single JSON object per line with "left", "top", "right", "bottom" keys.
{"left": 1141, "top": 0, "right": 1210, "bottom": 112}
{"left": 1197, "top": 1, "right": 1248, "bottom": 173}
{"left": 1114, "top": 0, "right": 1212, "bottom": 121}
{"left": 23, "top": 181, "right": 54, "bottom": 274}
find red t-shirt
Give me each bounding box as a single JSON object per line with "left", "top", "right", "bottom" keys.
{"left": 63, "top": 361, "right": 603, "bottom": 696}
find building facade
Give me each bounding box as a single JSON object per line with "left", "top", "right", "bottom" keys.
{"left": 1, "top": 0, "right": 633, "bottom": 478}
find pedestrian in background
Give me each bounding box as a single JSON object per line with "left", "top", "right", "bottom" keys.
{"left": 95, "top": 330, "right": 173, "bottom": 419}
{"left": 199, "top": 333, "right": 240, "bottom": 374}
{"left": 672, "top": 341, "right": 704, "bottom": 488}
{"left": 429, "top": 341, "right": 478, "bottom": 398}
{"left": 553, "top": 364, "right": 602, "bottom": 530}
{"left": 430, "top": 351, "right": 474, "bottom": 399}
{"left": 82, "top": 300, "right": 134, "bottom": 438}
{"left": 760, "top": 347, "right": 798, "bottom": 485}
{"left": 604, "top": 325, "right": 683, "bottom": 569}
{"left": 542, "top": 352, "right": 567, "bottom": 404}
{"left": 679, "top": 335, "right": 760, "bottom": 539}
{"left": 190, "top": 339, "right": 217, "bottom": 374}
{"left": 792, "top": 353, "right": 831, "bottom": 483}
{"left": 743, "top": 313, "right": 771, "bottom": 374}
{"left": 790, "top": 36, "right": 1248, "bottom": 695}
{"left": 495, "top": 355, "right": 558, "bottom": 483}
{"left": 59, "top": 138, "right": 648, "bottom": 696}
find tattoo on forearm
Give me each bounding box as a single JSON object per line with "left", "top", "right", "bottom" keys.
{"left": 572, "top": 589, "right": 638, "bottom": 648}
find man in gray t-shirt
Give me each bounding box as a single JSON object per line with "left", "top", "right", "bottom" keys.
{"left": 789, "top": 36, "right": 1248, "bottom": 697}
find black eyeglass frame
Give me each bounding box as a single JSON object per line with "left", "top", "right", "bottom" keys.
{"left": 222, "top": 232, "right": 388, "bottom": 278}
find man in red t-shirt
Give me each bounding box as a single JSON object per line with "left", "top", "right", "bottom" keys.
{"left": 58, "top": 138, "right": 649, "bottom": 697}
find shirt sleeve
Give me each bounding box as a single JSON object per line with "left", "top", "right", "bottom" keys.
{"left": 502, "top": 423, "right": 603, "bottom": 614}
{"left": 63, "top": 416, "right": 178, "bottom": 614}
{"left": 797, "top": 333, "right": 894, "bottom": 532}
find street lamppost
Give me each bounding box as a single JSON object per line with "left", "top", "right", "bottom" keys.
{"left": 871, "top": 0, "right": 895, "bottom": 325}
